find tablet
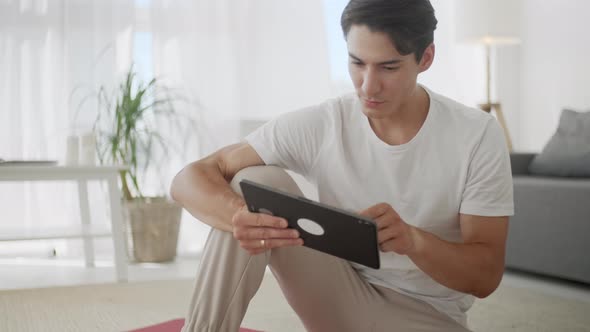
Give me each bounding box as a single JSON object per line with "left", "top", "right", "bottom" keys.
{"left": 239, "top": 179, "right": 380, "bottom": 269}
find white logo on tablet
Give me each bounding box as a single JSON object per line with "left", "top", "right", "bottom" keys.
{"left": 297, "top": 218, "right": 325, "bottom": 236}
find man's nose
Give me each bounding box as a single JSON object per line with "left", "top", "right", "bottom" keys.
{"left": 361, "top": 69, "right": 380, "bottom": 97}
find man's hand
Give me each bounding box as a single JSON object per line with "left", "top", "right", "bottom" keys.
{"left": 359, "top": 202, "right": 421, "bottom": 255}
{"left": 231, "top": 206, "right": 304, "bottom": 255}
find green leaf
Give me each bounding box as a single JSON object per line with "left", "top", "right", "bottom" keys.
{"left": 92, "top": 65, "right": 197, "bottom": 200}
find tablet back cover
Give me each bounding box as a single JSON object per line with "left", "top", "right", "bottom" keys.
{"left": 240, "top": 179, "right": 380, "bottom": 269}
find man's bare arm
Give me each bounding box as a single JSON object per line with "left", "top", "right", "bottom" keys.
{"left": 170, "top": 142, "right": 264, "bottom": 232}
{"left": 408, "top": 214, "right": 508, "bottom": 298}
{"left": 361, "top": 203, "right": 508, "bottom": 298}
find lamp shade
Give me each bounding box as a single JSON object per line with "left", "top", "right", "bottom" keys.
{"left": 455, "top": 0, "right": 522, "bottom": 45}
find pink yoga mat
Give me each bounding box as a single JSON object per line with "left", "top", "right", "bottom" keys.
{"left": 128, "top": 318, "right": 261, "bottom": 332}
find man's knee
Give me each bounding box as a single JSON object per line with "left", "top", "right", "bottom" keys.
{"left": 229, "top": 166, "right": 303, "bottom": 197}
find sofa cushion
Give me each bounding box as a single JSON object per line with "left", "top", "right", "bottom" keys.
{"left": 529, "top": 109, "right": 590, "bottom": 177}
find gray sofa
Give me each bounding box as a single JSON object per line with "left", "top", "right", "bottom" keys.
{"left": 506, "top": 153, "right": 590, "bottom": 284}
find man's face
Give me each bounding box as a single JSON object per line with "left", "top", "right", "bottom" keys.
{"left": 346, "top": 24, "right": 433, "bottom": 119}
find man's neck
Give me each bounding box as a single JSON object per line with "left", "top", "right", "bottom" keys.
{"left": 368, "top": 86, "right": 430, "bottom": 146}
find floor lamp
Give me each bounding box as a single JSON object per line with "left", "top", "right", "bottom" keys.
{"left": 455, "top": 0, "right": 521, "bottom": 151}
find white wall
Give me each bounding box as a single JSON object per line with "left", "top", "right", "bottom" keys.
{"left": 435, "top": 0, "right": 590, "bottom": 153}
{"left": 421, "top": 0, "right": 485, "bottom": 108}
{"left": 499, "top": 0, "right": 590, "bottom": 152}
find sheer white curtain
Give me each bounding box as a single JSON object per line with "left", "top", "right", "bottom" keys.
{"left": 0, "top": 0, "right": 135, "bottom": 160}
{"left": 0, "top": 0, "right": 485, "bottom": 258}
{"left": 150, "top": 0, "right": 332, "bottom": 150}
{"left": 0, "top": 0, "right": 135, "bottom": 257}
{"left": 0, "top": 0, "right": 333, "bottom": 256}
{"left": 148, "top": 0, "right": 333, "bottom": 253}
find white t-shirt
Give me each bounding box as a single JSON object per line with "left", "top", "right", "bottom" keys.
{"left": 244, "top": 87, "right": 514, "bottom": 328}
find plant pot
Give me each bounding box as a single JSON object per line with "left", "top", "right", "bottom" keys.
{"left": 123, "top": 197, "right": 182, "bottom": 263}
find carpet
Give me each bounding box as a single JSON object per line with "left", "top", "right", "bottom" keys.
{"left": 1, "top": 274, "right": 589, "bottom": 332}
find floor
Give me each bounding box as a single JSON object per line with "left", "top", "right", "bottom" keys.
{"left": 501, "top": 268, "right": 590, "bottom": 304}
{"left": 1, "top": 253, "right": 589, "bottom": 306}
{"left": 0, "top": 255, "right": 200, "bottom": 290}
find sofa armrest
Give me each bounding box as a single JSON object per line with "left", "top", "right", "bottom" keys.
{"left": 510, "top": 153, "right": 537, "bottom": 175}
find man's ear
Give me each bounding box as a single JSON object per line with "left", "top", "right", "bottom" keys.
{"left": 418, "top": 43, "right": 435, "bottom": 73}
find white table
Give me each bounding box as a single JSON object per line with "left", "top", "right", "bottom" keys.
{"left": 0, "top": 165, "right": 128, "bottom": 282}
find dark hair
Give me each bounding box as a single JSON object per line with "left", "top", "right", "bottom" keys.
{"left": 341, "top": 0, "right": 438, "bottom": 62}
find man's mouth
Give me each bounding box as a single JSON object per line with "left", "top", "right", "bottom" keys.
{"left": 363, "top": 99, "right": 384, "bottom": 108}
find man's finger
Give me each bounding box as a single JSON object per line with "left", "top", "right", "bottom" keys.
{"left": 377, "top": 226, "right": 398, "bottom": 244}
{"left": 254, "top": 227, "right": 299, "bottom": 240}
{"left": 235, "top": 226, "right": 294, "bottom": 241}
{"left": 234, "top": 227, "right": 299, "bottom": 241}
{"left": 234, "top": 210, "right": 288, "bottom": 228}
{"left": 233, "top": 226, "right": 299, "bottom": 241}
{"left": 374, "top": 211, "right": 402, "bottom": 230}
{"left": 240, "top": 238, "right": 304, "bottom": 250}
{"left": 359, "top": 202, "right": 391, "bottom": 219}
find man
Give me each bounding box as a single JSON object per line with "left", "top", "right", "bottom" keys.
{"left": 171, "top": 0, "right": 513, "bottom": 331}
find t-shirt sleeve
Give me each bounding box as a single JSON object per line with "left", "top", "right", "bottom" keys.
{"left": 460, "top": 119, "right": 515, "bottom": 216}
{"left": 244, "top": 103, "right": 329, "bottom": 176}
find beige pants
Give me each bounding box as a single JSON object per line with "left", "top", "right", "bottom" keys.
{"left": 182, "top": 166, "right": 469, "bottom": 332}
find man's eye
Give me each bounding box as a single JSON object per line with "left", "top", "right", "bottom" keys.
{"left": 384, "top": 66, "right": 400, "bottom": 71}
{"left": 351, "top": 61, "right": 364, "bottom": 66}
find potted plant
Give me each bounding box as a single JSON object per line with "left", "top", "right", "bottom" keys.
{"left": 93, "top": 68, "right": 192, "bottom": 263}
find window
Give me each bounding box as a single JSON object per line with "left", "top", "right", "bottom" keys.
{"left": 322, "top": 0, "right": 351, "bottom": 84}
{"left": 133, "top": 0, "right": 154, "bottom": 83}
